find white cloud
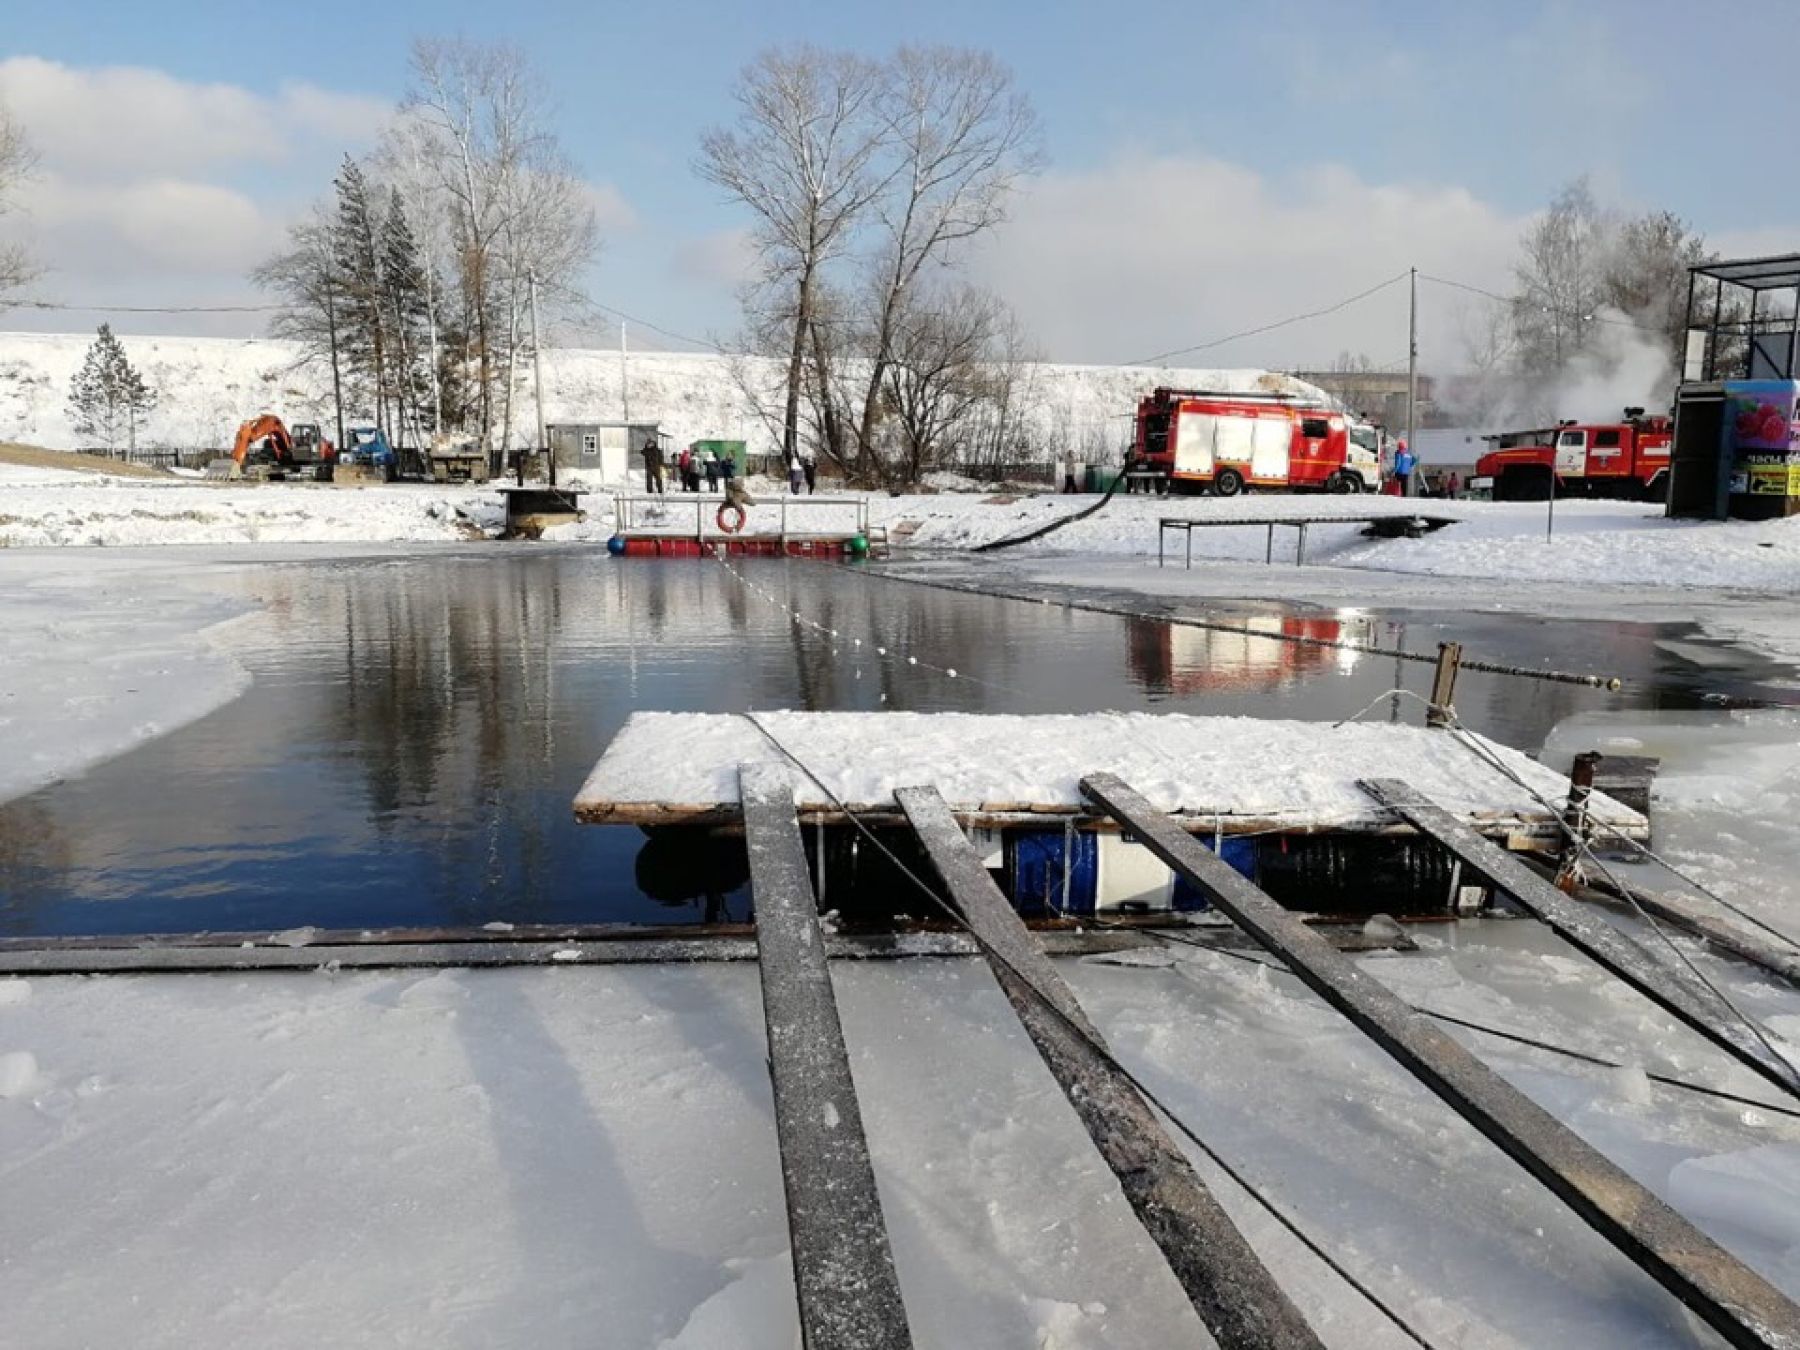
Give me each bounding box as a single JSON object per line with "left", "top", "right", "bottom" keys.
{"left": 970, "top": 151, "right": 1530, "bottom": 370}
{"left": 670, "top": 228, "right": 757, "bottom": 289}
{"left": 0, "top": 56, "right": 388, "bottom": 178}
{"left": 580, "top": 181, "right": 638, "bottom": 234}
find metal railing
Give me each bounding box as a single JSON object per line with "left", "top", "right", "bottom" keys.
{"left": 613, "top": 492, "right": 870, "bottom": 540}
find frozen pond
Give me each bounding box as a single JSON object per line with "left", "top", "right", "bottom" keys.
{"left": 0, "top": 548, "right": 1794, "bottom": 936}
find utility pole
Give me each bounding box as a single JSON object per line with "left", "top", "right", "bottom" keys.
{"left": 621, "top": 319, "right": 631, "bottom": 424}
{"left": 1405, "top": 266, "right": 1418, "bottom": 498}
{"left": 528, "top": 270, "right": 553, "bottom": 488}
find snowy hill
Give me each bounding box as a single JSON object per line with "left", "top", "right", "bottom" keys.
{"left": 0, "top": 330, "right": 1326, "bottom": 458}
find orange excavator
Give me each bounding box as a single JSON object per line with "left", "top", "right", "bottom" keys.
{"left": 228, "top": 415, "right": 336, "bottom": 480}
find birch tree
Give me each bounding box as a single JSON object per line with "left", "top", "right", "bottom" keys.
{"left": 403, "top": 37, "right": 598, "bottom": 458}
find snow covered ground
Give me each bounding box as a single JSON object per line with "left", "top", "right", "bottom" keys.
{"left": 0, "top": 901, "right": 1795, "bottom": 1346}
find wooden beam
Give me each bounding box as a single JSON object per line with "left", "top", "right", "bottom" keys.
{"left": 1361, "top": 778, "right": 1798, "bottom": 1100}
{"left": 740, "top": 764, "right": 913, "bottom": 1350}
{"left": 1580, "top": 875, "right": 1800, "bottom": 991}
{"left": 1081, "top": 771, "right": 1800, "bottom": 1350}
{"left": 895, "top": 784, "right": 1323, "bottom": 1350}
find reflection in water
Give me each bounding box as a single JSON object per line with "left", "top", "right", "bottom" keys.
{"left": 1125, "top": 614, "right": 1372, "bottom": 698}
{"left": 0, "top": 551, "right": 1782, "bottom": 937}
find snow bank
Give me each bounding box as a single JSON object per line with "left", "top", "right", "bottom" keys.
{"left": 574, "top": 710, "right": 1643, "bottom": 834}
{"left": 0, "top": 478, "right": 501, "bottom": 547}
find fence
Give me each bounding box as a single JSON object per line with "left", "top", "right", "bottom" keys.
{"left": 75, "top": 447, "right": 218, "bottom": 471}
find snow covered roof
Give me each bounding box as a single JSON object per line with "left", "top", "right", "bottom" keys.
{"left": 573, "top": 711, "right": 1645, "bottom": 839}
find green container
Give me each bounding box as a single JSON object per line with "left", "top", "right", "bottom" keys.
{"left": 690, "top": 439, "right": 747, "bottom": 477}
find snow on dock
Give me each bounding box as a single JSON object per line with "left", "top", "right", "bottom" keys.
{"left": 573, "top": 711, "right": 1647, "bottom": 841}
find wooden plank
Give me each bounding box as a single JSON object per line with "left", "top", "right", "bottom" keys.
{"left": 1588, "top": 880, "right": 1800, "bottom": 991}
{"left": 740, "top": 764, "right": 913, "bottom": 1350}
{"left": 1361, "top": 778, "right": 1799, "bottom": 1099}
{"left": 1081, "top": 771, "right": 1800, "bottom": 1350}
{"left": 0, "top": 923, "right": 1417, "bottom": 977}
{"left": 895, "top": 785, "right": 1323, "bottom": 1350}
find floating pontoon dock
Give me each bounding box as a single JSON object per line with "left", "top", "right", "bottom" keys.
{"left": 609, "top": 492, "right": 878, "bottom": 558}
{"left": 573, "top": 710, "right": 1648, "bottom": 847}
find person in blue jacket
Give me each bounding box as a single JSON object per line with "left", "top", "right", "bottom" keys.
{"left": 1393, "top": 439, "right": 1416, "bottom": 495}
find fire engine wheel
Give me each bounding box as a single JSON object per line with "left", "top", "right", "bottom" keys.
{"left": 1213, "top": 468, "right": 1245, "bottom": 498}
{"left": 716, "top": 502, "right": 747, "bottom": 534}
{"left": 1326, "top": 471, "right": 1356, "bottom": 494}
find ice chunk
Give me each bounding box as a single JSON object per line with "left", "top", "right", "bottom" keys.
{"left": 1668, "top": 1144, "right": 1800, "bottom": 1251}
{"left": 0, "top": 1049, "right": 41, "bottom": 1100}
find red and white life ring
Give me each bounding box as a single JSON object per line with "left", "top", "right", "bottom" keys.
{"left": 716, "top": 502, "right": 746, "bottom": 534}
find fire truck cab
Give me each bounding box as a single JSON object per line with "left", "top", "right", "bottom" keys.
{"left": 1473, "top": 409, "right": 1672, "bottom": 501}
{"left": 1131, "top": 388, "right": 1377, "bottom": 495}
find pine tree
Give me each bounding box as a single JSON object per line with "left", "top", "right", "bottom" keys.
{"left": 331, "top": 156, "right": 390, "bottom": 436}
{"left": 67, "top": 323, "right": 158, "bottom": 455}
{"left": 379, "top": 188, "right": 433, "bottom": 440}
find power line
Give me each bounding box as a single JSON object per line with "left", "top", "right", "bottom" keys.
{"left": 1416, "top": 273, "right": 1667, "bottom": 336}
{"left": 11, "top": 299, "right": 282, "bottom": 315}
{"left": 1126, "top": 271, "right": 1411, "bottom": 368}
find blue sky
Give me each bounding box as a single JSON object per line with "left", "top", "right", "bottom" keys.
{"left": 4, "top": 0, "right": 1799, "bottom": 367}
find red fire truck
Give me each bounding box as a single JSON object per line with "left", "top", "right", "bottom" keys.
{"left": 1472, "top": 408, "right": 1672, "bottom": 501}
{"left": 1130, "top": 387, "right": 1379, "bottom": 495}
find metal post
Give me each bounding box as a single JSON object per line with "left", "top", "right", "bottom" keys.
{"left": 1265, "top": 523, "right": 1274, "bottom": 563}
{"left": 1788, "top": 280, "right": 1800, "bottom": 379}
{"left": 1295, "top": 522, "right": 1308, "bottom": 566}
{"left": 1712, "top": 276, "right": 1724, "bottom": 378}
{"left": 1556, "top": 751, "right": 1600, "bottom": 892}
{"left": 1158, "top": 525, "right": 1165, "bottom": 568}
{"left": 1405, "top": 266, "right": 1418, "bottom": 499}
{"left": 1185, "top": 527, "right": 1193, "bottom": 569}
{"left": 527, "top": 271, "right": 553, "bottom": 489}
{"left": 1426, "top": 641, "right": 1462, "bottom": 728}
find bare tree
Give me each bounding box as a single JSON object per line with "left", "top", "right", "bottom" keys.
{"left": 0, "top": 102, "right": 38, "bottom": 302}
{"left": 252, "top": 209, "right": 348, "bottom": 447}
{"left": 697, "top": 47, "right": 890, "bottom": 464}
{"left": 1602, "top": 209, "right": 1709, "bottom": 370}
{"left": 1511, "top": 177, "right": 1609, "bottom": 377}
{"left": 403, "top": 38, "right": 598, "bottom": 457}
{"left": 883, "top": 284, "right": 1042, "bottom": 485}
{"left": 845, "top": 47, "right": 1040, "bottom": 481}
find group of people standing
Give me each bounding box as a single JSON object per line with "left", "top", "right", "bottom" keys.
{"left": 640, "top": 439, "right": 738, "bottom": 495}
{"left": 639, "top": 438, "right": 820, "bottom": 496}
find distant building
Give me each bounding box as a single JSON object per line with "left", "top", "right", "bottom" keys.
{"left": 546, "top": 421, "right": 664, "bottom": 479}
{"left": 1291, "top": 370, "right": 1442, "bottom": 431}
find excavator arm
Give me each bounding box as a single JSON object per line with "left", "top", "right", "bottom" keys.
{"left": 232, "top": 414, "right": 292, "bottom": 466}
